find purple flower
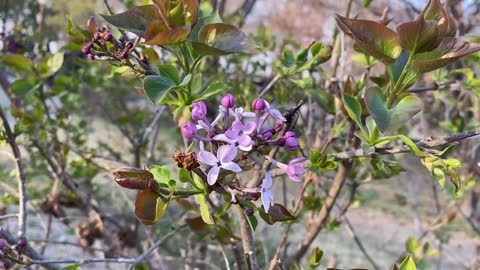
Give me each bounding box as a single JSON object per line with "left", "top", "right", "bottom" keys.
{"left": 260, "top": 172, "right": 274, "bottom": 212}
{"left": 252, "top": 98, "right": 266, "bottom": 111}
{"left": 284, "top": 131, "right": 299, "bottom": 151}
{"left": 198, "top": 145, "right": 242, "bottom": 185}
{"left": 181, "top": 122, "right": 197, "bottom": 140}
{"left": 214, "top": 120, "right": 256, "bottom": 151}
{"left": 191, "top": 101, "right": 207, "bottom": 121}
{"left": 264, "top": 101, "right": 287, "bottom": 122}
{"left": 221, "top": 94, "right": 235, "bottom": 108}
{"left": 266, "top": 156, "right": 306, "bottom": 182}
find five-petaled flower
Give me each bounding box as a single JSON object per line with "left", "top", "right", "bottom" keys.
{"left": 198, "top": 145, "right": 242, "bottom": 185}
{"left": 266, "top": 156, "right": 306, "bottom": 182}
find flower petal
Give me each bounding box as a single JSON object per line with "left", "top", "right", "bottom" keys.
{"left": 243, "top": 121, "right": 256, "bottom": 134}
{"left": 242, "top": 112, "right": 256, "bottom": 118}
{"left": 261, "top": 191, "right": 271, "bottom": 213}
{"left": 218, "top": 145, "right": 238, "bottom": 163}
{"left": 265, "top": 156, "right": 288, "bottom": 170}
{"left": 207, "top": 166, "right": 220, "bottom": 185}
{"left": 238, "top": 144, "right": 252, "bottom": 152}
{"left": 213, "top": 134, "right": 236, "bottom": 144}
{"left": 293, "top": 165, "right": 305, "bottom": 175}
{"left": 231, "top": 120, "right": 244, "bottom": 133}
{"left": 287, "top": 174, "right": 302, "bottom": 183}
{"left": 290, "top": 157, "right": 307, "bottom": 164}
{"left": 238, "top": 134, "right": 252, "bottom": 147}
{"left": 269, "top": 109, "right": 287, "bottom": 122}
{"left": 262, "top": 172, "right": 272, "bottom": 189}
{"left": 198, "top": 151, "right": 218, "bottom": 166}
{"left": 221, "top": 162, "right": 242, "bottom": 172}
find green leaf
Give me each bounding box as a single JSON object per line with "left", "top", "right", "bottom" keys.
{"left": 405, "top": 236, "right": 419, "bottom": 253}
{"left": 158, "top": 64, "right": 180, "bottom": 84}
{"left": 192, "top": 23, "right": 258, "bottom": 56}
{"left": 258, "top": 204, "right": 296, "bottom": 225}
{"left": 100, "top": 5, "right": 159, "bottom": 36}
{"left": 412, "top": 38, "right": 480, "bottom": 73}
{"left": 189, "top": 13, "right": 223, "bottom": 42}
{"left": 342, "top": 93, "right": 363, "bottom": 128}
{"left": 396, "top": 18, "right": 441, "bottom": 53}
{"left": 308, "top": 247, "right": 323, "bottom": 269}
{"left": 148, "top": 165, "right": 171, "bottom": 185}
{"left": 362, "top": 0, "right": 373, "bottom": 7}
{"left": 178, "top": 168, "right": 195, "bottom": 186}
{"left": 195, "top": 194, "right": 214, "bottom": 224}
{"left": 63, "top": 264, "right": 80, "bottom": 270}
{"left": 195, "top": 81, "right": 226, "bottom": 101}
{"left": 143, "top": 74, "right": 177, "bottom": 104}
{"left": 364, "top": 86, "right": 422, "bottom": 134}
{"left": 388, "top": 50, "right": 409, "bottom": 84}
{"left": 281, "top": 48, "right": 295, "bottom": 67}
{"left": 134, "top": 190, "right": 165, "bottom": 225}
{"left": 1, "top": 54, "right": 34, "bottom": 73}
{"left": 399, "top": 255, "right": 416, "bottom": 270}
{"left": 335, "top": 15, "right": 401, "bottom": 64}
{"left": 10, "top": 78, "right": 39, "bottom": 96}
{"left": 306, "top": 89, "right": 335, "bottom": 114}
{"left": 38, "top": 52, "right": 64, "bottom": 78}
{"left": 246, "top": 214, "right": 258, "bottom": 231}
{"left": 65, "top": 16, "right": 92, "bottom": 43}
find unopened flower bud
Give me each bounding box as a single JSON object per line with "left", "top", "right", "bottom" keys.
{"left": 0, "top": 239, "right": 6, "bottom": 251}
{"left": 274, "top": 123, "right": 283, "bottom": 133}
{"left": 103, "top": 32, "right": 113, "bottom": 42}
{"left": 93, "top": 32, "right": 101, "bottom": 42}
{"left": 221, "top": 94, "right": 235, "bottom": 108}
{"left": 82, "top": 43, "right": 92, "bottom": 54}
{"left": 191, "top": 101, "right": 207, "bottom": 121}
{"left": 17, "top": 238, "right": 26, "bottom": 249}
{"left": 2, "top": 261, "right": 10, "bottom": 270}
{"left": 251, "top": 193, "right": 259, "bottom": 201}
{"left": 119, "top": 36, "right": 126, "bottom": 43}
{"left": 284, "top": 132, "right": 299, "bottom": 151}
{"left": 275, "top": 137, "right": 286, "bottom": 146}
{"left": 261, "top": 131, "right": 273, "bottom": 140}
{"left": 181, "top": 122, "right": 197, "bottom": 140}
{"left": 252, "top": 98, "right": 266, "bottom": 111}
{"left": 245, "top": 208, "right": 254, "bottom": 216}
{"left": 87, "top": 53, "right": 95, "bottom": 60}
{"left": 125, "top": 42, "right": 134, "bottom": 49}
{"left": 86, "top": 16, "right": 97, "bottom": 34}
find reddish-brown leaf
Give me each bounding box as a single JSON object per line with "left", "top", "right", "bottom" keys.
{"left": 135, "top": 190, "right": 161, "bottom": 225}
{"left": 144, "top": 20, "right": 190, "bottom": 45}
{"left": 396, "top": 18, "right": 440, "bottom": 53}
{"left": 335, "top": 15, "right": 401, "bottom": 64}
{"left": 412, "top": 37, "right": 480, "bottom": 73}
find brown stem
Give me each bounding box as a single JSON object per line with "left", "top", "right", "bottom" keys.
{"left": 0, "top": 105, "right": 27, "bottom": 239}
{"left": 236, "top": 205, "right": 258, "bottom": 270}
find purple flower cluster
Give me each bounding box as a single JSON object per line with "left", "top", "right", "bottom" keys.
{"left": 81, "top": 27, "right": 139, "bottom": 62}
{"left": 181, "top": 95, "right": 306, "bottom": 212}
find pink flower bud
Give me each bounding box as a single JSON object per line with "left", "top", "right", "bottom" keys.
{"left": 191, "top": 101, "right": 207, "bottom": 121}
{"left": 181, "top": 122, "right": 197, "bottom": 140}
{"left": 252, "top": 98, "right": 266, "bottom": 111}
{"left": 17, "top": 238, "right": 26, "bottom": 249}
{"left": 87, "top": 54, "right": 95, "bottom": 60}
{"left": 285, "top": 137, "right": 299, "bottom": 151}
{"left": 221, "top": 94, "right": 235, "bottom": 108}
{"left": 82, "top": 43, "right": 92, "bottom": 54}
{"left": 103, "top": 32, "right": 113, "bottom": 42}
{"left": 245, "top": 208, "right": 254, "bottom": 216}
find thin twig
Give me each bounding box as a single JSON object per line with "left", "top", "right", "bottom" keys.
{"left": 258, "top": 74, "right": 281, "bottom": 97}
{"left": 343, "top": 215, "right": 380, "bottom": 270}
{"left": 0, "top": 106, "right": 27, "bottom": 239}
{"left": 237, "top": 205, "right": 258, "bottom": 270}
{"left": 28, "top": 225, "right": 185, "bottom": 267}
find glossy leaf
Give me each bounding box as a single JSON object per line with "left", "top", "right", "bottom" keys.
{"left": 1, "top": 54, "right": 34, "bottom": 73}
{"left": 342, "top": 93, "right": 363, "bottom": 128}
{"left": 259, "top": 204, "right": 296, "bottom": 225}
{"left": 148, "top": 165, "right": 171, "bottom": 185}
{"left": 189, "top": 13, "right": 223, "bottom": 42}
{"left": 365, "top": 86, "right": 422, "bottom": 134}
{"left": 246, "top": 214, "right": 258, "bottom": 232}
{"left": 143, "top": 74, "right": 177, "bottom": 104}
{"left": 100, "top": 5, "right": 159, "bottom": 36}
{"left": 11, "top": 78, "right": 39, "bottom": 96}
{"left": 412, "top": 38, "right": 480, "bottom": 73}
{"left": 399, "top": 255, "right": 416, "bottom": 270}
{"left": 396, "top": 18, "right": 440, "bottom": 53}
{"left": 308, "top": 247, "right": 323, "bottom": 268}
{"left": 193, "top": 23, "right": 257, "bottom": 56}
{"left": 195, "top": 194, "right": 214, "bottom": 224}
{"left": 38, "top": 52, "right": 64, "bottom": 78}
{"left": 144, "top": 21, "right": 191, "bottom": 45}
{"left": 335, "top": 15, "right": 401, "bottom": 64}
{"left": 135, "top": 190, "right": 165, "bottom": 225}
{"left": 194, "top": 81, "right": 227, "bottom": 101}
